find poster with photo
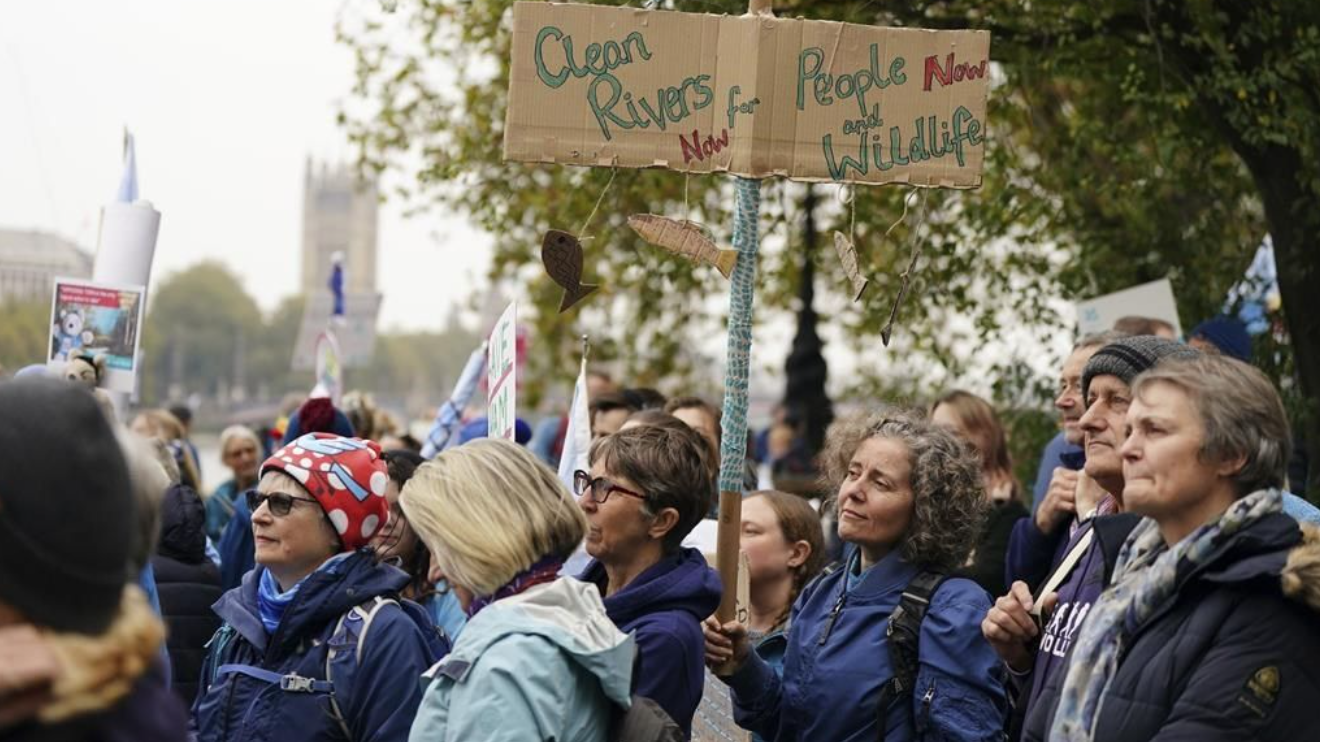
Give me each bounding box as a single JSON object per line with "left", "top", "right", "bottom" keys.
{"left": 47, "top": 277, "right": 146, "bottom": 393}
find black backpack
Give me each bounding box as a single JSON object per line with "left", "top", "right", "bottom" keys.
{"left": 875, "top": 570, "right": 948, "bottom": 741}
{"left": 609, "top": 695, "right": 684, "bottom": 742}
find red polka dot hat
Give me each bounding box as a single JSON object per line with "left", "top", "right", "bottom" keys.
{"left": 260, "top": 433, "right": 389, "bottom": 552}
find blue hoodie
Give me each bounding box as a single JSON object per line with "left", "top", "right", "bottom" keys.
{"left": 191, "top": 551, "right": 442, "bottom": 742}
{"left": 581, "top": 547, "right": 723, "bottom": 738}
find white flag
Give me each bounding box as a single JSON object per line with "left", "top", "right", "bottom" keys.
{"left": 557, "top": 357, "right": 591, "bottom": 491}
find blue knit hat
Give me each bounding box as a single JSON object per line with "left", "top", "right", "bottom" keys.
{"left": 1190, "top": 315, "right": 1251, "bottom": 362}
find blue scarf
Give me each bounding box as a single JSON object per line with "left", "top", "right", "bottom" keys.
{"left": 257, "top": 552, "right": 353, "bottom": 634}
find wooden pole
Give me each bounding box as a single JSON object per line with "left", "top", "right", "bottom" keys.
{"left": 714, "top": 176, "right": 761, "bottom": 675}
{"left": 714, "top": 0, "right": 770, "bottom": 677}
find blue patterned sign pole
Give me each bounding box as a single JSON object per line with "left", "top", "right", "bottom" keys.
{"left": 715, "top": 176, "right": 760, "bottom": 635}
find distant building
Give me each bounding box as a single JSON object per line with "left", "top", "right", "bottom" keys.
{"left": 0, "top": 229, "right": 93, "bottom": 304}
{"left": 292, "top": 160, "right": 382, "bottom": 370}
{"left": 301, "top": 159, "right": 379, "bottom": 294}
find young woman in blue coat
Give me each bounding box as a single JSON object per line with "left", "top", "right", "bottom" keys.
{"left": 705, "top": 410, "right": 1009, "bottom": 741}
{"left": 191, "top": 434, "right": 442, "bottom": 742}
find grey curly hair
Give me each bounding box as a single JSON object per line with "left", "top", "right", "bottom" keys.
{"left": 820, "top": 408, "right": 988, "bottom": 573}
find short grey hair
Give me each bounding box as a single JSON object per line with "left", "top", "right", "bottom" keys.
{"left": 1131, "top": 355, "right": 1291, "bottom": 497}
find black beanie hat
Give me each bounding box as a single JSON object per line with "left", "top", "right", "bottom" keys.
{"left": 0, "top": 377, "right": 135, "bottom": 634}
{"left": 1082, "top": 335, "right": 1201, "bottom": 400}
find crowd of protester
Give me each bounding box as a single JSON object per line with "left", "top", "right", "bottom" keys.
{"left": 1, "top": 312, "right": 1319, "bottom": 741}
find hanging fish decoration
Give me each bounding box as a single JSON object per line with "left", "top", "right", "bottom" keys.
{"left": 541, "top": 230, "right": 599, "bottom": 313}
{"left": 832, "top": 231, "right": 870, "bottom": 302}
{"left": 628, "top": 214, "right": 738, "bottom": 279}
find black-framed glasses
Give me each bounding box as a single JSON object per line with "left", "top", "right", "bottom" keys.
{"left": 573, "top": 470, "right": 646, "bottom": 504}
{"left": 246, "top": 490, "right": 319, "bottom": 517}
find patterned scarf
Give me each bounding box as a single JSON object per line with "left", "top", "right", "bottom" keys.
{"left": 465, "top": 555, "right": 564, "bottom": 618}
{"left": 1048, "top": 488, "right": 1282, "bottom": 741}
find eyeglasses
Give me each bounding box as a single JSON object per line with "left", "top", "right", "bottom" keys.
{"left": 246, "top": 490, "right": 319, "bottom": 517}
{"left": 573, "top": 470, "right": 646, "bottom": 504}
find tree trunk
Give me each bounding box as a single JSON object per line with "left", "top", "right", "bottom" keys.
{"left": 1250, "top": 160, "right": 1320, "bottom": 500}
{"left": 783, "top": 185, "right": 834, "bottom": 459}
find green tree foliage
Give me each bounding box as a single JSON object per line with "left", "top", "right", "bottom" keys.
{"left": 339, "top": 0, "right": 1320, "bottom": 495}
{"left": 0, "top": 300, "right": 51, "bottom": 374}
{"left": 140, "top": 261, "right": 265, "bottom": 403}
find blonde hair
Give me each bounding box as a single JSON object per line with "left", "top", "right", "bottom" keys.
{"left": 400, "top": 439, "right": 587, "bottom": 597}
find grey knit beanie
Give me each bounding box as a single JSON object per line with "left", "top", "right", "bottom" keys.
{"left": 1082, "top": 335, "right": 1201, "bottom": 399}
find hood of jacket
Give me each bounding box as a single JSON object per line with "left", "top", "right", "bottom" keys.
{"left": 441, "top": 577, "right": 634, "bottom": 707}
{"left": 212, "top": 549, "right": 409, "bottom": 657}
{"left": 582, "top": 546, "right": 722, "bottom": 629}
{"left": 157, "top": 483, "right": 208, "bottom": 564}
{"left": 1282, "top": 522, "right": 1320, "bottom": 612}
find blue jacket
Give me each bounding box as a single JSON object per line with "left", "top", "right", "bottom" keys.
{"left": 581, "top": 547, "right": 723, "bottom": 737}
{"left": 205, "top": 479, "right": 243, "bottom": 545}
{"left": 410, "top": 577, "right": 634, "bottom": 741}
{"left": 726, "top": 548, "right": 1007, "bottom": 741}
{"left": 191, "top": 551, "right": 441, "bottom": 742}
{"left": 1030, "top": 433, "right": 1082, "bottom": 511}
{"left": 217, "top": 494, "right": 255, "bottom": 592}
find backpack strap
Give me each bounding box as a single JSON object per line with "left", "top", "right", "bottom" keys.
{"left": 321, "top": 596, "right": 401, "bottom": 742}
{"left": 875, "top": 570, "right": 947, "bottom": 742}
{"left": 214, "top": 664, "right": 335, "bottom": 694}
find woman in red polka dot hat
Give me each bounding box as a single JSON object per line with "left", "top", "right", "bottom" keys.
{"left": 190, "top": 433, "right": 449, "bottom": 742}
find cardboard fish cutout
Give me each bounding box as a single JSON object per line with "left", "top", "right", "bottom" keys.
{"left": 628, "top": 214, "right": 738, "bottom": 279}
{"left": 832, "top": 231, "right": 869, "bottom": 302}
{"left": 541, "top": 230, "right": 599, "bottom": 313}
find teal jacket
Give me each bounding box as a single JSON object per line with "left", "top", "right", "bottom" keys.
{"left": 409, "top": 578, "right": 635, "bottom": 742}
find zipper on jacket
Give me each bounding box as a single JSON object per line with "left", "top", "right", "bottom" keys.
{"left": 817, "top": 588, "right": 848, "bottom": 645}
{"left": 918, "top": 681, "right": 936, "bottom": 731}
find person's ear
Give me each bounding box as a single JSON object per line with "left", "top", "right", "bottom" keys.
{"left": 647, "top": 507, "right": 681, "bottom": 542}
{"left": 1214, "top": 453, "right": 1249, "bottom": 481}
{"left": 786, "top": 539, "right": 811, "bottom": 569}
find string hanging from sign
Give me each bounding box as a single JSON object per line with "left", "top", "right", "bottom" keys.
{"left": 880, "top": 188, "right": 927, "bottom": 346}
{"left": 576, "top": 167, "right": 618, "bottom": 242}
{"left": 831, "top": 185, "right": 870, "bottom": 302}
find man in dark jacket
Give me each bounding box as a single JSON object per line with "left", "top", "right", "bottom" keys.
{"left": 0, "top": 377, "right": 188, "bottom": 741}
{"left": 984, "top": 336, "right": 1194, "bottom": 738}
{"left": 152, "top": 484, "right": 222, "bottom": 704}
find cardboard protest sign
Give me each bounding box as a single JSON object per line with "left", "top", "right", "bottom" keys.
{"left": 1076, "top": 278, "right": 1182, "bottom": 338}
{"left": 47, "top": 277, "right": 146, "bottom": 393}
{"left": 505, "top": 2, "right": 990, "bottom": 187}
{"left": 487, "top": 301, "right": 518, "bottom": 440}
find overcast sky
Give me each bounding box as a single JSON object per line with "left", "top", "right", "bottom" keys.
{"left": 0, "top": 0, "right": 490, "bottom": 332}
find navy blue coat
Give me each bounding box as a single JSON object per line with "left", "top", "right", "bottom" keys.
{"left": 581, "top": 547, "right": 723, "bottom": 737}
{"left": 726, "top": 548, "right": 1007, "bottom": 741}
{"left": 1024, "top": 514, "right": 1320, "bottom": 742}
{"left": 191, "top": 551, "right": 440, "bottom": 742}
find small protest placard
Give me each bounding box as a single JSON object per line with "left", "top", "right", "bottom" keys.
{"left": 47, "top": 277, "right": 146, "bottom": 393}
{"left": 505, "top": 2, "right": 991, "bottom": 187}
{"left": 487, "top": 301, "right": 519, "bottom": 440}
{"left": 1076, "top": 278, "right": 1182, "bottom": 337}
